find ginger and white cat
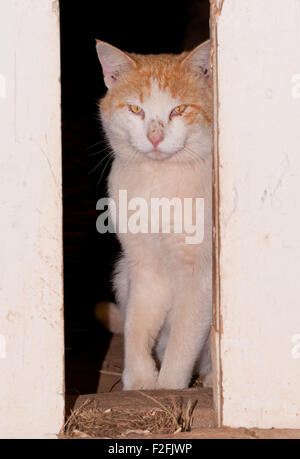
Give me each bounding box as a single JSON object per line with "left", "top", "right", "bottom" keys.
{"left": 96, "top": 40, "right": 212, "bottom": 390}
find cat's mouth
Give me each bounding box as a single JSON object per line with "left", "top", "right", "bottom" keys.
{"left": 146, "top": 148, "right": 177, "bottom": 161}
{"left": 147, "top": 150, "right": 169, "bottom": 160}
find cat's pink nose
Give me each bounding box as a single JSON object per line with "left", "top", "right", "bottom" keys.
{"left": 147, "top": 132, "right": 164, "bottom": 148}
{"left": 147, "top": 120, "right": 164, "bottom": 148}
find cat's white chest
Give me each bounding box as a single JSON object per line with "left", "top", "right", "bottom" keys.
{"left": 109, "top": 157, "right": 210, "bottom": 203}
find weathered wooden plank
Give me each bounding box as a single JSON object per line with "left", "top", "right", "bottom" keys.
{"left": 211, "top": 0, "right": 300, "bottom": 428}
{"left": 0, "top": 0, "right": 64, "bottom": 438}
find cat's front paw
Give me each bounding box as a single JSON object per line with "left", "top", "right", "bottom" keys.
{"left": 122, "top": 359, "right": 158, "bottom": 390}
{"left": 156, "top": 368, "right": 190, "bottom": 390}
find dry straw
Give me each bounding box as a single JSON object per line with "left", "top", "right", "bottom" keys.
{"left": 60, "top": 394, "right": 197, "bottom": 439}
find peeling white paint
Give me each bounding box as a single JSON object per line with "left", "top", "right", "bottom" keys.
{"left": 0, "top": 335, "right": 6, "bottom": 359}
{"left": 291, "top": 334, "right": 300, "bottom": 360}
{"left": 0, "top": 74, "right": 6, "bottom": 99}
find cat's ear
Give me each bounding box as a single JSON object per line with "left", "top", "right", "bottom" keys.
{"left": 96, "top": 40, "right": 136, "bottom": 89}
{"left": 181, "top": 40, "right": 211, "bottom": 78}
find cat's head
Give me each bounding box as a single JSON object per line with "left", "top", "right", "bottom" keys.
{"left": 96, "top": 41, "right": 212, "bottom": 162}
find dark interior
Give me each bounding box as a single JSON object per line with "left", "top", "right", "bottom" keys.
{"left": 59, "top": 0, "right": 210, "bottom": 401}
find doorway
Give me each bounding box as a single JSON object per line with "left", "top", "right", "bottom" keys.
{"left": 60, "top": 0, "right": 211, "bottom": 403}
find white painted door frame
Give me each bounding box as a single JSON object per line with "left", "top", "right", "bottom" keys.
{"left": 211, "top": 0, "right": 300, "bottom": 428}
{"left": 0, "top": 0, "right": 64, "bottom": 438}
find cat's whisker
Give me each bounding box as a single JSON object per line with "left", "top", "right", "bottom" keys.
{"left": 86, "top": 139, "right": 109, "bottom": 151}
{"left": 182, "top": 146, "right": 204, "bottom": 164}
{"left": 120, "top": 148, "right": 139, "bottom": 170}
{"left": 182, "top": 145, "right": 198, "bottom": 157}
{"left": 88, "top": 150, "right": 103, "bottom": 158}
{"left": 131, "top": 149, "right": 141, "bottom": 165}
{"left": 88, "top": 151, "right": 112, "bottom": 175}
{"left": 96, "top": 154, "right": 114, "bottom": 189}
{"left": 88, "top": 145, "right": 113, "bottom": 157}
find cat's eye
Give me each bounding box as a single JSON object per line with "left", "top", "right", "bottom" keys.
{"left": 129, "top": 105, "right": 143, "bottom": 115}
{"left": 170, "top": 104, "right": 187, "bottom": 119}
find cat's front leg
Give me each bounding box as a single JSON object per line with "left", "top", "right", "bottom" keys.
{"left": 156, "top": 270, "right": 211, "bottom": 389}
{"left": 123, "top": 268, "right": 171, "bottom": 390}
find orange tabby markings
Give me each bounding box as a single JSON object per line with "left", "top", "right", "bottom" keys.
{"left": 101, "top": 52, "right": 212, "bottom": 129}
